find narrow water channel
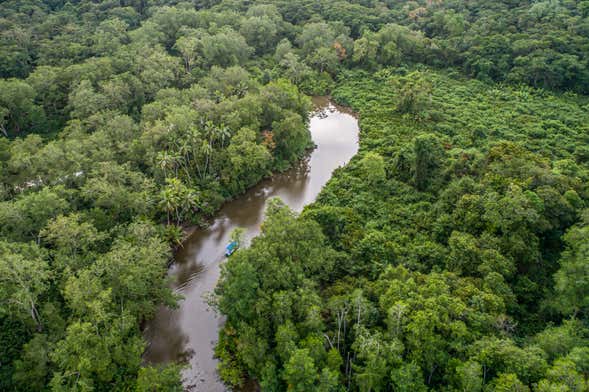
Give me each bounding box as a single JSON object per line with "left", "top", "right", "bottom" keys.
{"left": 143, "top": 97, "right": 359, "bottom": 391}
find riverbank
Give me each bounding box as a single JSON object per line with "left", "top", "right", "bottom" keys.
{"left": 143, "top": 98, "right": 360, "bottom": 391}
{"left": 175, "top": 96, "right": 357, "bottom": 244}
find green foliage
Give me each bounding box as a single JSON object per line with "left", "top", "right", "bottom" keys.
{"left": 393, "top": 71, "right": 433, "bottom": 119}
{"left": 413, "top": 133, "right": 445, "bottom": 191}
{"left": 0, "top": 79, "right": 47, "bottom": 137}
{"left": 216, "top": 66, "right": 589, "bottom": 391}
{"left": 359, "top": 152, "right": 386, "bottom": 187}
{"left": 2, "top": 0, "right": 589, "bottom": 390}
{"left": 0, "top": 2, "right": 316, "bottom": 388}
{"left": 12, "top": 334, "right": 50, "bottom": 391}
{"left": 136, "top": 364, "right": 183, "bottom": 392}
{"left": 283, "top": 348, "right": 318, "bottom": 391}
{"left": 0, "top": 241, "right": 49, "bottom": 328}
{"left": 488, "top": 373, "right": 530, "bottom": 392}
{"left": 554, "top": 211, "right": 589, "bottom": 317}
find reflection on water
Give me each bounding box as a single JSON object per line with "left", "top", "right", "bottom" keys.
{"left": 143, "top": 98, "right": 359, "bottom": 391}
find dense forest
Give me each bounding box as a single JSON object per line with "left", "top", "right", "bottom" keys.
{"left": 1, "top": 0, "right": 588, "bottom": 391}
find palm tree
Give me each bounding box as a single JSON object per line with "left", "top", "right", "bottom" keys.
{"left": 200, "top": 121, "right": 232, "bottom": 179}
{"left": 180, "top": 127, "right": 204, "bottom": 181}
{"left": 159, "top": 178, "right": 200, "bottom": 225}
{"left": 215, "top": 124, "right": 231, "bottom": 149}
{"left": 175, "top": 140, "right": 193, "bottom": 183}
{"left": 158, "top": 186, "right": 176, "bottom": 225}
{"left": 156, "top": 151, "right": 173, "bottom": 179}
{"left": 200, "top": 140, "right": 213, "bottom": 180}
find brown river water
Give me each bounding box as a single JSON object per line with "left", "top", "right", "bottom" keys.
{"left": 143, "top": 97, "right": 359, "bottom": 391}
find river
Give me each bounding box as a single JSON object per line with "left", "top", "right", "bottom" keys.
{"left": 143, "top": 97, "right": 359, "bottom": 391}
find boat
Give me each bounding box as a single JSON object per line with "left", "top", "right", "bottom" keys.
{"left": 225, "top": 241, "right": 239, "bottom": 256}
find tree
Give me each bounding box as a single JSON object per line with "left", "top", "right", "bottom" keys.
{"left": 50, "top": 315, "right": 144, "bottom": 391}
{"left": 317, "top": 368, "right": 339, "bottom": 392}
{"left": 271, "top": 111, "right": 311, "bottom": 163}
{"left": 199, "top": 28, "right": 253, "bottom": 68}
{"left": 276, "top": 321, "right": 299, "bottom": 363}
{"left": 0, "top": 186, "right": 70, "bottom": 242}
{"left": 297, "top": 22, "right": 337, "bottom": 58}
{"left": 353, "top": 33, "right": 378, "bottom": 67}
{"left": 81, "top": 163, "right": 153, "bottom": 226}
{"left": 64, "top": 222, "right": 174, "bottom": 321}
{"left": 40, "top": 213, "right": 103, "bottom": 274}
{"left": 158, "top": 178, "right": 199, "bottom": 225}
{"left": 554, "top": 212, "right": 589, "bottom": 316}
{"left": 471, "top": 338, "right": 548, "bottom": 385}
{"left": 136, "top": 365, "right": 183, "bottom": 392}
{"left": 275, "top": 39, "right": 294, "bottom": 62}
{"left": 93, "top": 18, "right": 129, "bottom": 55}
{"left": 0, "top": 79, "right": 46, "bottom": 137}
{"left": 413, "top": 133, "right": 445, "bottom": 192}
{"left": 202, "top": 66, "right": 253, "bottom": 98}
{"left": 40, "top": 213, "right": 99, "bottom": 256}
{"left": 307, "top": 47, "right": 339, "bottom": 74}
{"left": 456, "top": 361, "right": 483, "bottom": 392}
{"left": 488, "top": 373, "right": 530, "bottom": 392}
{"left": 359, "top": 152, "right": 386, "bottom": 186}
{"left": 280, "top": 53, "right": 312, "bottom": 86}
{"left": 353, "top": 329, "right": 391, "bottom": 392}
{"left": 536, "top": 358, "right": 587, "bottom": 392}
{"left": 174, "top": 36, "right": 199, "bottom": 73}
{"left": 240, "top": 16, "right": 279, "bottom": 54}
{"left": 390, "top": 362, "right": 427, "bottom": 392}
{"left": 0, "top": 241, "right": 49, "bottom": 329}
{"left": 533, "top": 320, "right": 587, "bottom": 361}
{"left": 393, "top": 72, "right": 432, "bottom": 118}
{"left": 12, "top": 334, "right": 50, "bottom": 390}
{"left": 283, "top": 349, "right": 318, "bottom": 391}
{"left": 0, "top": 25, "right": 34, "bottom": 78}
{"left": 67, "top": 79, "right": 109, "bottom": 119}
{"left": 222, "top": 127, "right": 272, "bottom": 194}
{"left": 133, "top": 45, "right": 180, "bottom": 98}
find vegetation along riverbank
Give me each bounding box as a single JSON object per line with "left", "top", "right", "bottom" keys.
{"left": 1, "top": 0, "right": 589, "bottom": 391}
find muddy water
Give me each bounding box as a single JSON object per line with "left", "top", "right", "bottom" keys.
{"left": 143, "top": 97, "right": 359, "bottom": 391}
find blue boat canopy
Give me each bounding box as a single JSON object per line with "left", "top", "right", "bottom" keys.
{"left": 225, "top": 241, "right": 239, "bottom": 256}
